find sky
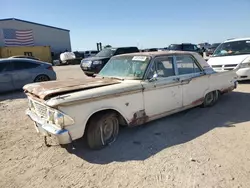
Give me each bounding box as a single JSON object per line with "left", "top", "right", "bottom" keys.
{"left": 1, "top": 0, "right": 250, "bottom": 51}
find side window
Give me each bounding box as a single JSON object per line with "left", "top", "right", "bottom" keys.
{"left": 154, "top": 56, "right": 175, "bottom": 78}
{"left": 176, "top": 55, "right": 201, "bottom": 75}
{"left": 183, "top": 45, "right": 195, "bottom": 51}
{"left": 13, "top": 60, "right": 39, "bottom": 70}
{"left": 0, "top": 62, "right": 7, "bottom": 72}
{"left": 0, "top": 61, "right": 12, "bottom": 72}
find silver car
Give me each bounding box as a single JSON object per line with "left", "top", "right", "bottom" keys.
{"left": 0, "top": 58, "right": 56, "bottom": 93}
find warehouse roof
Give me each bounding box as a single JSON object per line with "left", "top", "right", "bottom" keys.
{"left": 0, "top": 18, "right": 70, "bottom": 32}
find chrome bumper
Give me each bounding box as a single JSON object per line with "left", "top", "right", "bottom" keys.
{"left": 26, "top": 109, "right": 72, "bottom": 145}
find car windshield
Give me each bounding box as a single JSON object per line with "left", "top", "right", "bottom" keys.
{"left": 96, "top": 48, "right": 116, "bottom": 57}
{"left": 213, "top": 40, "right": 250, "bottom": 57}
{"left": 98, "top": 55, "right": 150, "bottom": 80}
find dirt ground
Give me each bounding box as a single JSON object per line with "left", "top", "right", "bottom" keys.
{"left": 0, "top": 65, "right": 250, "bottom": 188}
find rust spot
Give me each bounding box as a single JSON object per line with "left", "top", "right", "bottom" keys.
{"left": 221, "top": 86, "right": 234, "bottom": 94}
{"left": 191, "top": 97, "right": 204, "bottom": 105}
{"left": 129, "top": 110, "right": 149, "bottom": 126}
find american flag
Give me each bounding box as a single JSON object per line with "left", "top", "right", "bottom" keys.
{"left": 2, "top": 28, "right": 34, "bottom": 46}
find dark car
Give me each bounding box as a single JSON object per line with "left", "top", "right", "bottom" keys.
{"left": 80, "top": 47, "right": 139, "bottom": 76}
{"left": 206, "top": 43, "right": 221, "bottom": 56}
{"left": 168, "top": 43, "right": 203, "bottom": 56}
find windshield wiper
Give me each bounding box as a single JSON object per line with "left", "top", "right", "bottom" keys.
{"left": 110, "top": 77, "right": 124, "bottom": 81}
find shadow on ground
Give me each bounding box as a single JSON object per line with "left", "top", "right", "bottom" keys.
{"left": 0, "top": 90, "right": 26, "bottom": 101}
{"left": 67, "top": 91, "right": 250, "bottom": 164}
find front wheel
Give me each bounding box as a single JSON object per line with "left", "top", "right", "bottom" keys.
{"left": 87, "top": 112, "right": 119, "bottom": 150}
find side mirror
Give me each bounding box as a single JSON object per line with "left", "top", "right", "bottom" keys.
{"left": 148, "top": 73, "right": 158, "bottom": 82}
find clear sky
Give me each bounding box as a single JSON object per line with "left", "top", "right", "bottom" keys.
{"left": 1, "top": 0, "right": 250, "bottom": 51}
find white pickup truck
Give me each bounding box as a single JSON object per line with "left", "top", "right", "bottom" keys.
{"left": 23, "top": 51, "right": 238, "bottom": 150}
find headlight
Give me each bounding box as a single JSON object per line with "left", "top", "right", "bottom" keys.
{"left": 92, "top": 60, "right": 102, "bottom": 65}
{"left": 47, "top": 109, "right": 74, "bottom": 128}
{"left": 240, "top": 57, "right": 250, "bottom": 68}
{"left": 240, "top": 62, "right": 250, "bottom": 68}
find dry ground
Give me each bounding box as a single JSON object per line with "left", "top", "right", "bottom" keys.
{"left": 0, "top": 65, "right": 250, "bottom": 188}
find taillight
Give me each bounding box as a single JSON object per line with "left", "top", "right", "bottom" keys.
{"left": 47, "top": 66, "right": 53, "bottom": 70}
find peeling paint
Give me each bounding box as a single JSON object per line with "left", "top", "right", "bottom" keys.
{"left": 129, "top": 110, "right": 149, "bottom": 126}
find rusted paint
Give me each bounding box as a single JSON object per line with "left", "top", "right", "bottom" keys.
{"left": 191, "top": 97, "right": 204, "bottom": 105}
{"left": 23, "top": 78, "right": 120, "bottom": 100}
{"left": 221, "top": 86, "right": 235, "bottom": 94}
{"left": 129, "top": 110, "right": 149, "bottom": 126}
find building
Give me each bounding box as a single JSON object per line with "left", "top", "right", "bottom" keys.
{"left": 0, "top": 18, "right": 71, "bottom": 57}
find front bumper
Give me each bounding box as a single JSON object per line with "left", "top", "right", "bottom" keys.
{"left": 26, "top": 109, "right": 72, "bottom": 145}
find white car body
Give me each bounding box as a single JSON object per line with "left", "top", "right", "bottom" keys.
{"left": 207, "top": 37, "right": 250, "bottom": 80}
{"left": 23, "top": 51, "right": 237, "bottom": 147}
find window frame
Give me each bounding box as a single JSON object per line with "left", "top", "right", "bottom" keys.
{"left": 174, "top": 54, "right": 204, "bottom": 76}
{"left": 144, "top": 55, "right": 177, "bottom": 80}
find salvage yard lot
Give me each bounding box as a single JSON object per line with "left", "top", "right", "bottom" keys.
{"left": 0, "top": 65, "right": 250, "bottom": 188}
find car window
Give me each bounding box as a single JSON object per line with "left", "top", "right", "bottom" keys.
{"left": 153, "top": 56, "right": 175, "bottom": 78}
{"left": 176, "top": 55, "right": 201, "bottom": 75}
{"left": 0, "top": 61, "right": 12, "bottom": 72}
{"left": 12, "top": 60, "right": 39, "bottom": 70}
{"left": 183, "top": 44, "right": 196, "bottom": 51}
{"left": 114, "top": 48, "right": 126, "bottom": 55}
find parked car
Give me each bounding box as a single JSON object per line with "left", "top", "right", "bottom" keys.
{"left": 84, "top": 50, "right": 99, "bottom": 58}
{"left": 80, "top": 47, "right": 140, "bottom": 76}
{"left": 9, "top": 55, "right": 40, "bottom": 61}
{"left": 23, "top": 51, "right": 237, "bottom": 150}
{"left": 0, "top": 58, "right": 56, "bottom": 93}
{"left": 168, "top": 43, "right": 203, "bottom": 56}
{"left": 207, "top": 37, "right": 250, "bottom": 80}
{"left": 206, "top": 43, "right": 221, "bottom": 56}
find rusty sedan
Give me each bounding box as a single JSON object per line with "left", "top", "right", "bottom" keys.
{"left": 23, "top": 51, "right": 238, "bottom": 150}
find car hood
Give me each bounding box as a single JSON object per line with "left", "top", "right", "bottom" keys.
{"left": 207, "top": 54, "right": 250, "bottom": 65}
{"left": 82, "top": 56, "right": 110, "bottom": 62}
{"left": 23, "top": 78, "right": 120, "bottom": 100}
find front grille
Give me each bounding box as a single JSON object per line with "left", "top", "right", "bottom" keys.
{"left": 32, "top": 101, "right": 48, "bottom": 119}
{"left": 224, "top": 64, "right": 238, "bottom": 67}
{"left": 212, "top": 65, "right": 222, "bottom": 68}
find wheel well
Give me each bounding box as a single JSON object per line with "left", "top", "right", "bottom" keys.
{"left": 84, "top": 109, "right": 128, "bottom": 135}
{"left": 34, "top": 74, "right": 50, "bottom": 81}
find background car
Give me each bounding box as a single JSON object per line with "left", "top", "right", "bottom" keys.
{"left": 0, "top": 58, "right": 56, "bottom": 93}
{"left": 168, "top": 43, "right": 203, "bottom": 56}
{"left": 206, "top": 43, "right": 221, "bottom": 56}
{"left": 80, "top": 46, "right": 140, "bottom": 76}
{"left": 9, "top": 55, "right": 40, "bottom": 61}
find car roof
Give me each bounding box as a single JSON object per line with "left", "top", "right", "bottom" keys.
{"left": 116, "top": 50, "right": 199, "bottom": 57}
{"left": 109, "top": 46, "right": 138, "bottom": 50}
{"left": 0, "top": 58, "right": 45, "bottom": 64}
{"left": 225, "top": 37, "right": 250, "bottom": 43}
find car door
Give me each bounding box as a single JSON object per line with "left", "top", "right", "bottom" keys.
{"left": 10, "top": 59, "right": 37, "bottom": 89}
{"left": 0, "top": 60, "right": 14, "bottom": 92}
{"left": 175, "top": 54, "right": 209, "bottom": 107}
{"left": 141, "top": 56, "right": 182, "bottom": 118}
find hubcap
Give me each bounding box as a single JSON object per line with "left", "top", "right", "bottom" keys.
{"left": 206, "top": 92, "right": 214, "bottom": 104}
{"left": 102, "top": 119, "right": 114, "bottom": 141}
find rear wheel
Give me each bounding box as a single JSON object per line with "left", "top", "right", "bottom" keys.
{"left": 202, "top": 91, "right": 219, "bottom": 107}
{"left": 34, "top": 75, "right": 50, "bottom": 82}
{"left": 87, "top": 112, "right": 119, "bottom": 150}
